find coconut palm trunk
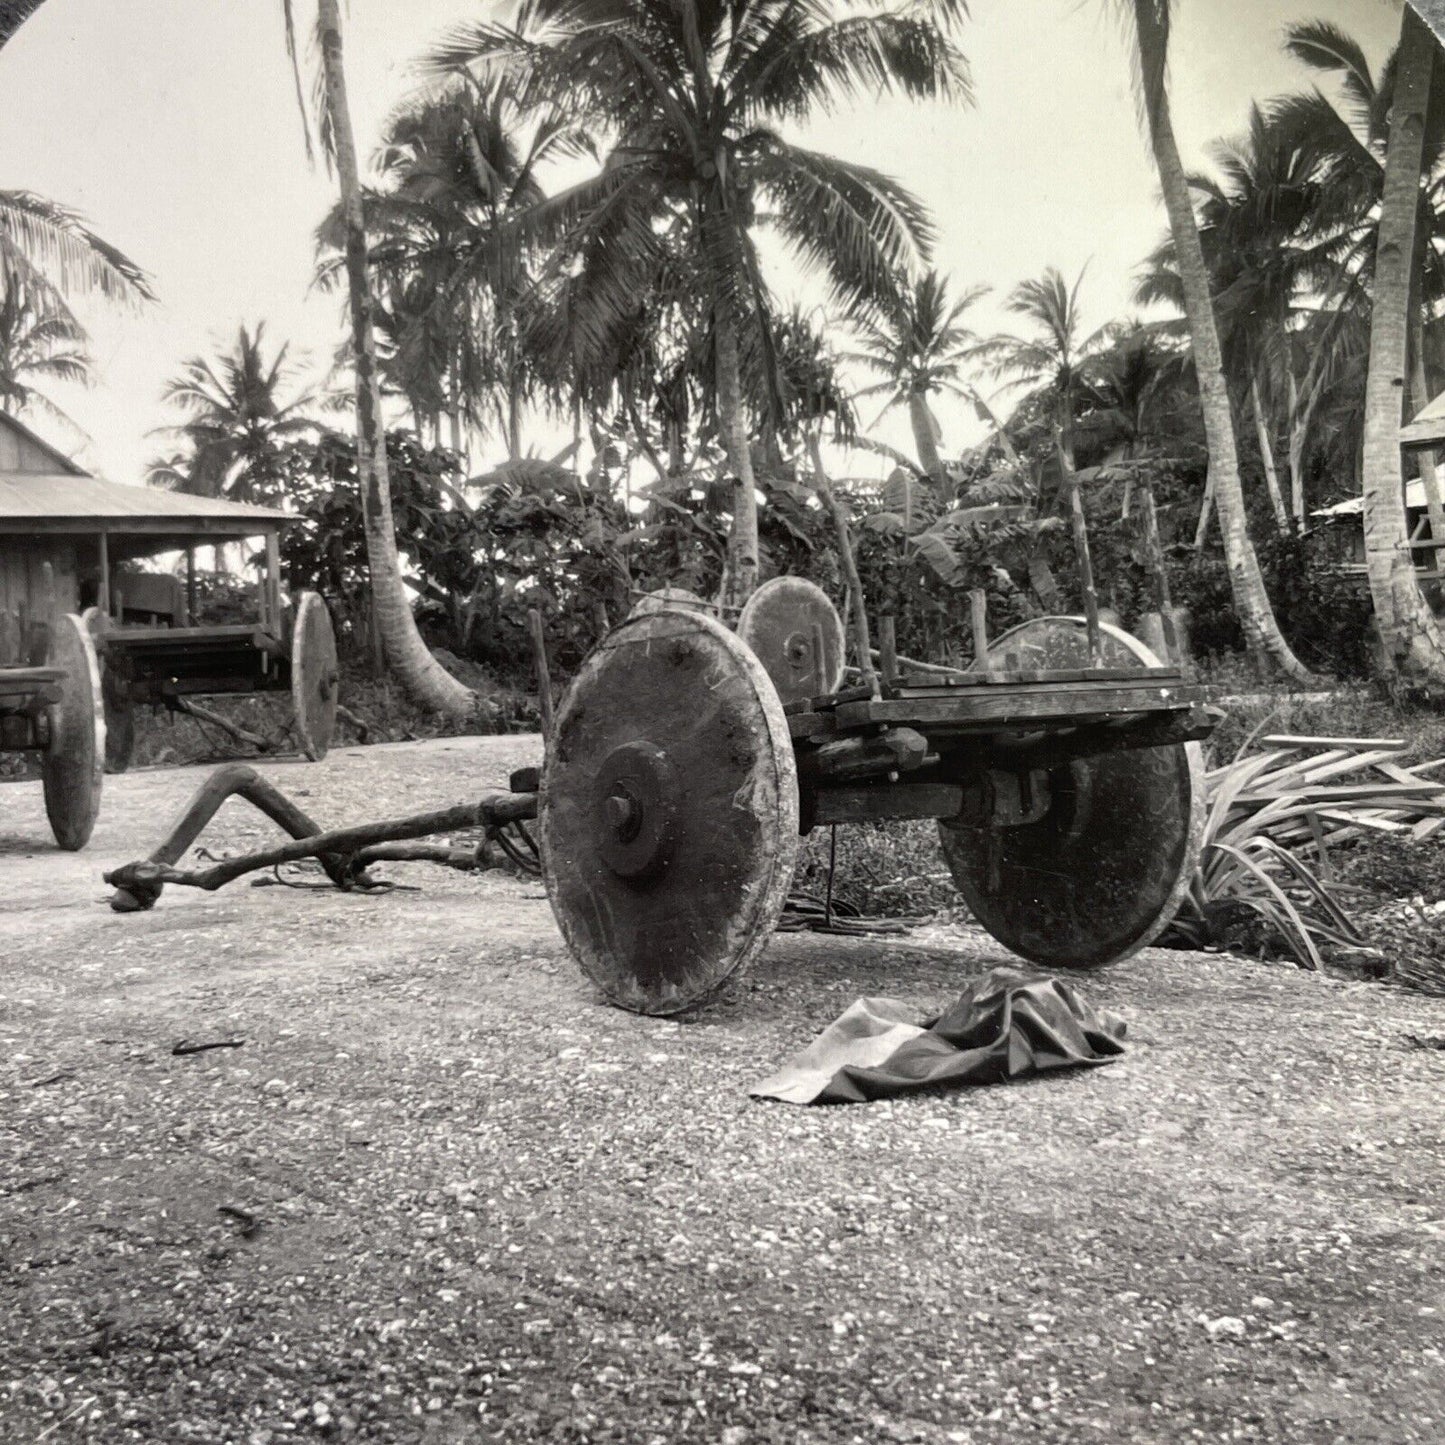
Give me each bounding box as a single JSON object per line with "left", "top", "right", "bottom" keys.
{"left": 1359, "top": 3, "right": 1445, "bottom": 682}
{"left": 315, "top": 0, "right": 475, "bottom": 717}
{"left": 1131, "top": 0, "right": 1313, "bottom": 681}
{"left": 908, "top": 390, "right": 944, "bottom": 479}
{"left": 714, "top": 300, "right": 760, "bottom": 607}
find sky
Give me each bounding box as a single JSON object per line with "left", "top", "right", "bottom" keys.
{"left": 0, "top": 0, "right": 1408, "bottom": 485}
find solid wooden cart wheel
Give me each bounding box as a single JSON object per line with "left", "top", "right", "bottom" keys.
{"left": 41, "top": 613, "right": 105, "bottom": 851}
{"left": 736, "top": 576, "right": 845, "bottom": 706}
{"left": 939, "top": 616, "right": 1204, "bottom": 970}
{"left": 540, "top": 607, "right": 799, "bottom": 1015}
{"left": 291, "top": 592, "right": 339, "bottom": 761}
{"left": 628, "top": 586, "right": 710, "bottom": 618}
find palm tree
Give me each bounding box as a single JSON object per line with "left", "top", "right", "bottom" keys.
{"left": 1145, "top": 103, "right": 1339, "bottom": 525}
{"left": 981, "top": 265, "right": 1102, "bottom": 467}
{"left": 151, "top": 323, "right": 319, "bottom": 505}
{"left": 1274, "top": 16, "right": 1445, "bottom": 580}
{"left": 0, "top": 271, "right": 92, "bottom": 430}
{"left": 1122, "top": 0, "right": 1312, "bottom": 681}
{"left": 0, "top": 2, "right": 47, "bottom": 49}
{"left": 427, "top": 0, "right": 972, "bottom": 604}
{"left": 0, "top": 189, "right": 148, "bottom": 453}
{"left": 0, "top": 190, "right": 151, "bottom": 306}
{"left": 1077, "top": 319, "right": 1198, "bottom": 518}
{"left": 317, "top": 82, "right": 585, "bottom": 463}
{"left": 848, "top": 269, "right": 988, "bottom": 479}
{"left": 1358, "top": 3, "right": 1445, "bottom": 683}
{"left": 284, "top": 0, "right": 476, "bottom": 718}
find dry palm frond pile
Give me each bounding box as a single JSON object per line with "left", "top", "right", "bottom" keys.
{"left": 1165, "top": 733, "right": 1445, "bottom": 992}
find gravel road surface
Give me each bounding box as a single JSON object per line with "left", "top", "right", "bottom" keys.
{"left": 2, "top": 736, "right": 1443, "bottom": 1443}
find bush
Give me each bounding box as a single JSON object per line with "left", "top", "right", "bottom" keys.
{"left": 1170, "top": 529, "right": 1375, "bottom": 679}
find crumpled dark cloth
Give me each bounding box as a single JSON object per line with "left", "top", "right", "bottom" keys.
{"left": 750, "top": 968, "right": 1127, "bottom": 1105}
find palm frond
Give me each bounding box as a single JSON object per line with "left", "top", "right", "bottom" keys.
{"left": 0, "top": 190, "right": 153, "bottom": 304}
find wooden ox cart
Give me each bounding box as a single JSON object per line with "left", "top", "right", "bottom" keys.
{"left": 107, "top": 573, "right": 1218, "bottom": 1012}
{"left": 0, "top": 415, "right": 339, "bottom": 844}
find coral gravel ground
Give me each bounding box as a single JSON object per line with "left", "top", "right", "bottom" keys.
{"left": 1, "top": 737, "right": 1443, "bottom": 1444}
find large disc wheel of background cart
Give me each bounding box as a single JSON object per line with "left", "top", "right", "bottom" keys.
{"left": 81, "top": 606, "right": 134, "bottom": 774}
{"left": 540, "top": 607, "right": 800, "bottom": 1015}
{"left": 736, "top": 576, "right": 846, "bottom": 707}
{"left": 41, "top": 613, "right": 105, "bottom": 850}
{"left": 938, "top": 616, "right": 1204, "bottom": 970}
{"left": 291, "top": 592, "right": 339, "bottom": 761}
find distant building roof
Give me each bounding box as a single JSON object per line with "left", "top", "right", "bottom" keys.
{"left": 0, "top": 408, "right": 87, "bottom": 476}
{"left": 1314, "top": 478, "right": 1431, "bottom": 518}
{"left": 0, "top": 472, "right": 291, "bottom": 539}
{"left": 1401, "top": 389, "right": 1445, "bottom": 451}
{"left": 0, "top": 411, "right": 290, "bottom": 547}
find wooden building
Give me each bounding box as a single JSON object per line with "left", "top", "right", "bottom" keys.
{"left": 0, "top": 411, "right": 289, "bottom": 647}
{"left": 1313, "top": 395, "right": 1445, "bottom": 593}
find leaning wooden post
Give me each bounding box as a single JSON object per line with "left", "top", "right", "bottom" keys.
{"left": 98, "top": 530, "right": 110, "bottom": 619}
{"left": 877, "top": 615, "right": 899, "bottom": 687}
{"left": 31, "top": 561, "right": 57, "bottom": 663}
{"left": 1054, "top": 426, "right": 1102, "bottom": 664}
{"left": 969, "top": 588, "right": 989, "bottom": 662}
{"left": 527, "top": 607, "right": 554, "bottom": 740}
{"left": 807, "top": 433, "right": 878, "bottom": 697}
{"left": 1139, "top": 478, "right": 1178, "bottom": 662}
{"left": 185, "top": 548, "right": 197, "bottom": 626}
{"left": 264, "top": 531, "right": 283, "bottom": 636}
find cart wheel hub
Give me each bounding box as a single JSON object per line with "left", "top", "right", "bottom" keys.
{"left": 603, "top": 791, "right": 639, "bottom": 835}
{"left": 784, "top": 632, "right": 811, "bottom": 669}
{"left": 595, "top": 741, "right": 678, "bottom": 881}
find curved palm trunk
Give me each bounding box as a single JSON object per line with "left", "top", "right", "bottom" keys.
{"left": 317, "top": 0, "right": 475, "bottom": 718}
{"left": 1360, "top": 5, "right": 1445, "bottom": 683}
{"left": 714, "top": 302, "right": 760, "bottom": 607}
{"left": 908, "top": 390, "right": 944, "bottom": 480}
{"left": 1249, "top": 371, "right": 1288, "bottom": 529}
{"left": 1132, "top": 0, "right": 1312, "bottom": 681}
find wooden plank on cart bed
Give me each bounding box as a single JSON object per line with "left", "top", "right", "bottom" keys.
{"left": 104, "top": 624, "right": 271, "bottom": 644}
{"left": 834, "top": 680, "right": 1200, "bottom": 730}
{"left": 888, "top": 665, "right": 1178, "bottom": 691}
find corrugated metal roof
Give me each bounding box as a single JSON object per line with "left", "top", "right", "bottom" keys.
{"left": 0, "top": 473, "right": 291, "bottom": 532}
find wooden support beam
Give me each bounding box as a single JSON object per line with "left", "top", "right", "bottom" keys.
{"left": 813, "top": 783, "right": 965, "bottom": 826}
{"left": 98, "top": 530, "right": 110, "bottom": 619}
{"left": 264, "top": 532, "right": 282, "bottom": 636}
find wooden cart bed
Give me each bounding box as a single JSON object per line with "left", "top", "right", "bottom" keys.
{"left": 786, "top": 666, "right": 1209, "bottom": 743}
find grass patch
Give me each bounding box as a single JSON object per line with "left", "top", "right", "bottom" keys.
{"left": 794, "top": 819, "right": 960, "bottom": 918}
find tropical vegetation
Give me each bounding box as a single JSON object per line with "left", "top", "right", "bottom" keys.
{"left": 102, "top": 4, "right": 1445, "bottom": 707}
